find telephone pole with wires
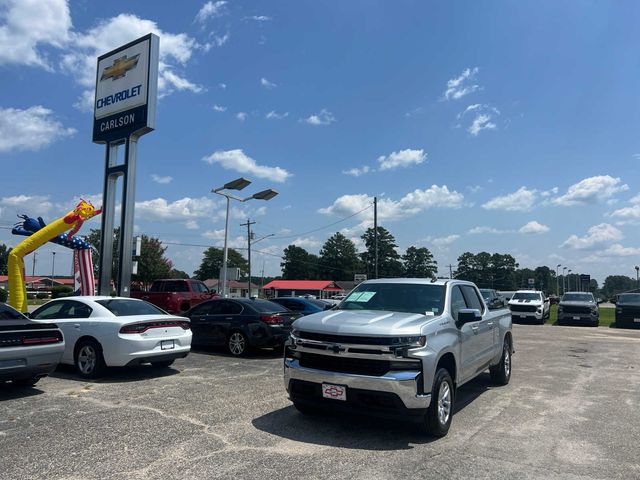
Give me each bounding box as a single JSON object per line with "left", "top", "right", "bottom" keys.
{"left": 240, "top": 219, "right": 256, "bottom": 297}
{"left": 374, "top": 197, "right": 378, "bottom": 279}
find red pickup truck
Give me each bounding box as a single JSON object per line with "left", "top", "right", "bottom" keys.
{"left": 131, "top": 279, "right": 217, "bottom": 314}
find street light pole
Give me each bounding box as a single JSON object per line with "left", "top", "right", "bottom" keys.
{"left": 567, "top": 269, "right": 572, "bottom": 291}
{"left": 635, "top": 266, "right": 639, "bottom": 288}
{"left": 212, "top": 178, "right": 278, "bottom": 298}
{"left": 562, "top": 267, "right": 567, "bottom": 294}
{"left": 556, "top": 264, "right": 561, "bottom": 296}
{"left": 51, "top": 252, "right": 56, "bottom": 284}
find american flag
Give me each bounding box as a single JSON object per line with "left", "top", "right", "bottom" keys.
{"left": 73, "top": 249, "right": 95, "bottom": 295}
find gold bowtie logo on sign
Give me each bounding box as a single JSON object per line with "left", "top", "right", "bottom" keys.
{"left": 101, "top": 54, "right": 140, "bottom": 81}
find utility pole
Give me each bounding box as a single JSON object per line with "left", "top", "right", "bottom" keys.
{"left": 32, "top": 252, "right": 37, "bottom": 277}
{"left": 373, "top": 197, "right": 378, "bottom": 279}
{"left": 240, "top": 219, "right": 256, "bottom": 298}
{"left": 447, "top": 264, "right": 454, "bottom": 279}
{"left": 261, "top": 261, "right": 265, "bottom": 298}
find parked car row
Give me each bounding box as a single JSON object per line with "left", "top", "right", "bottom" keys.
{"left": 1, "top": 293, "right": 335, "bottom": 385}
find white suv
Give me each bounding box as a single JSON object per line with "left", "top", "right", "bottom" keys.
{"left": 508, "top": 290, "right": 550, "bottom": 324}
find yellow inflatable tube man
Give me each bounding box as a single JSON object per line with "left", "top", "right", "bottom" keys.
{"left": 8, "top": 199, "right": 102, "bottom": 312}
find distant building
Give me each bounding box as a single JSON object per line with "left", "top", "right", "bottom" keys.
{"left": 204, "top": 279, "right": 259, "bottom": 298}
{"left": 262, "top": 280, "right": 344, "bottom": 299}
{"left": 0, "top": 275, "right": 75, "bottom": 292}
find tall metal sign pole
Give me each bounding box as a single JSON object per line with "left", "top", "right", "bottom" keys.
{"left": 92, "top": 34, "right": 159, "bottom": 296}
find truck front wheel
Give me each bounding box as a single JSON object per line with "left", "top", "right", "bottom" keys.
{"left": 423, "top": 368, "right": 454, "bottom": 437}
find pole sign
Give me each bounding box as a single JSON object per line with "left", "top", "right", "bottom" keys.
{"left": 528, "top": 278, "right": 535, "bottom": 288}
{"left": 93, "top": 34, "right": 159, "bottom": 143}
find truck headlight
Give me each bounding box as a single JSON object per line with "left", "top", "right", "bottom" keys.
{"left": 393, "top": 335, "right": 427, "bottom": 347}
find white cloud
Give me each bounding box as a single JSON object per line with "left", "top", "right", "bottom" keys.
{"left": 552, "top": 175, "right": 628, "bottom": 206}
{"left": 443, "top": 67, "right": 480, "bottom": 101}
{"left": 218, "top": 83, "right": 227, "bottom": 89}
{"left": 202, "top": 229, "right": 246, "bottom": 249}
{"left": 0, "top": 0, "right": 72, "bottom": 70}
{"left": 212, "top": 104, "right": 226, "bottom": 112}
{"left": 245, "top": 15, "right": 272, "bottom": 21}
{"left": 377, "top": 149, "right": 426, "bottom": 171}
{"left": 135, "top": 197, "right": 218, "bottom": 228}
{"left": 602, "top": 244, "right": 640, "bottom": 257}
{"left": 265, "top": 110, "right": 288, "bottom": 120}
{"left": 342, "top": 166, "right": 371, "bottom": 177}
{"left": 458, "top": 104, "right": 500, "bottom": 136}
{"left": 203, "top": 149, "right": 291, "bottom": 183}
{"left": 0, "top": 106, "right": 76, "bottom": 152}
{"left": 260, "top": 77, "right": 277, "bottom": 89}
{"left": 540, "top": 187, "right": 559, "bottom": 197}
{"left": 236, "top": 112, "right": 248, "bottom": 122}
{"left": 302, "top": 109, "right": 335, "bottom": 126}
{"left": 292, "top": 237, "right": 321, "bottom": 249}
{"left": 468, "top": 226, "right": 510, "bottom": 234}
{"left": 319, "top": 186, "right": 464, "bottom": 221}
{"left": 195, "top": 1, "right": 227, "bottom": 23}
{"left": 151, "top": 174, "right": 173, "bottom": 184}
{"left": 468, "top": 114, "right": 496, "bottom": 136}
{"left": 59, "top": 13, "right": 205, "bottom": 109}
{"left": 482, "top": 187, "right": 537, "bottom": 211}
{"left": 431, "top": 235, "right": 460, "bottom": 247}
{"left": 519, "top": 221, "right": 549, "bottom": 234}
{"left": 208, "top": 32, "right": 229, "bottom": 47}
{"left": 561, "top": 223, "right": 623, "bottom": 250}
{"left": 185, "top": 220, "right": 199, "bottom": 230}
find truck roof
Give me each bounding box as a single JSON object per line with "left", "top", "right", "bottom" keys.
{"left": 360, "top": 278, "right": 475, "bottom": 287}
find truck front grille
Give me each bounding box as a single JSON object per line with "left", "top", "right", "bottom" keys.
{"left": 562, "top": 306, "right": 591, "bottom": 315}
{"left": 510, "top": 304, "right": 537, "bottom": 313}
{"left": 296, "top": 331, "right": 407, "bottom": 346}
{"left": 299, "top": 352, "right": 393, "bottom": 376}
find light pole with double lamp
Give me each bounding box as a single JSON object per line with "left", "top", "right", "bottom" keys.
{"left": 212, "top": 178, "right": 278, "bottom": 298}
{"left": 567, "top": 269, "right": 572, "bottom": 292}
{"left": 562, "top": 267, "right": 567, "bottom": 294}
{"left": 556, "top": 264, "right": 561, "bottom": 296}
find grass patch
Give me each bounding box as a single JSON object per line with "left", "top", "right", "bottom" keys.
{"left": 546, "top": 304, "right": 615, "bottom": 327}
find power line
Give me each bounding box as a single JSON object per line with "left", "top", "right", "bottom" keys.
{"left": 269, "top": 204, "right": 373, "bottom": 240}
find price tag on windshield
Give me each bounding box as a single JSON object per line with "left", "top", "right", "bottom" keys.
{"left": 354, "top": 292, "right": 376, "bottom": 302}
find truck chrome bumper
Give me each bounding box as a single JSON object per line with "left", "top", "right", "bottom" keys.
{"left": 284, "top": 358, "right": 430, "bottom": 409}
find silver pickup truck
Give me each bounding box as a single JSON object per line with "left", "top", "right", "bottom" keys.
{"left": 284, "top": 278, "right": 513, "bottom": 436}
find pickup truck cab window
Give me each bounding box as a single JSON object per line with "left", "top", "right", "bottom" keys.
{"left": 461, "top": 285, "right": 484, "bottom": 314}
{"left": 193, "top": 282, "right": 209, "bottom": 293}
{"left": 450, "top": 286, "right": 467, "bottom": 321}
{"left": 338, "top": 283, "right": 445, "bottom": 315}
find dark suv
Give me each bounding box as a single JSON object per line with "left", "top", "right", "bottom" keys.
{"left": 615, "top": 293, "right": 640, "bottom": 328}
{"left": 557, "top": 292, "right": 599, "bottom": 327}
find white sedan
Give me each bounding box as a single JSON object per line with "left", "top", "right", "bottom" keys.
{"left": 30, "top": 296, "right": 192, "bottom": 378}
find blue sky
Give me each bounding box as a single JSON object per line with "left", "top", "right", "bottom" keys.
{"left": 1, "top": 0, "right": 640, "bottom": 284}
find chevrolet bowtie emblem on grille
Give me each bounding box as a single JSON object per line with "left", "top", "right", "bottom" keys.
{"left": 330, "top": 344, "right": 345, "bottom": 354}
{"left": 100, "top": 54, "right": 140, "bottom": 81}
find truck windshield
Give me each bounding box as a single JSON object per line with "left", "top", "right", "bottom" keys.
{"left": 617, "top": 294, "right": 640, "bottom": 304}
{"left": 562, "top": 293, "right": 594, "bottom": 302}
{"left": 511, "top": 292, "right": 541, "bottom": 301}
{"left": 337, "top": 283, "right": 445, "bottom": 315}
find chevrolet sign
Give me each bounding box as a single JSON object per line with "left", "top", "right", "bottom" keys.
{"left": 93, "top": 34, "right": 158, "bottom": 143}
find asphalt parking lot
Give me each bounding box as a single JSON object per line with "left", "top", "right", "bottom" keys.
{"left": 1, "top": 324, "right": 639, "bottom": 480}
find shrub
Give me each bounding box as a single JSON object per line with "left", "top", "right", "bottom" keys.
{"left": 0, "top": 288, "right": 7, "bottom": 303}
{"left": 51, "top": 285, "right": 73, "bottom": 299}
{"left": 36, "top": 292, "right": 49, "bottom": 299}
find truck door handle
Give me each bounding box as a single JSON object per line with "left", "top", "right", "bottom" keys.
{"left": 487, "top": 322, "right": 493, "bottom": 326}
{"left": 471, "top": 325, "right": 479, "bottom": 331}
{"left": 225, "top": 317, "right": 233, "bottom": 320}
{"left": 73, "top": 324, "right": 81, "bottom": 329}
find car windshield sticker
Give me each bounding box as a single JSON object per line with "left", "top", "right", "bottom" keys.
{"left": 354, "top": 291, "right": 376, "bottom": 302}
{"left": 425, "top": 311, "right": 435, "bottom": 316}
{"left": 346, "top": 291, "right": 364, "bottom": 301}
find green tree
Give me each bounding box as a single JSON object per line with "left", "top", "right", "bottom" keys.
{"left": 132, "top": 235, "right": 173, "bottom": 290}
{"left": 318, "top": 232, "right": 361, "bottom": 280}
{"left": 169, "top": 269, "right": 190, "bottom": 279}
{"left": 402, "top": 246, "right": 437, "bottom": 278}
{"left": 281, "top": 245, "right": 319, "bottom": 279}
{"left": 455, "top": 252, "right": 519, "bottom": 290}
{"left": 360, "top": 227, "right": 403, "bottom": 278}
{"left": 85, "top": 227, "right": 120, "bottom": 284}
{"left": 194, "top": 247, "right": 248, "bottom": 281}
{"left": 0, "top": 243, "right": 10, "bottom": 275}
{"left": 601, "top": 275, "right": 636, "bottom": 299}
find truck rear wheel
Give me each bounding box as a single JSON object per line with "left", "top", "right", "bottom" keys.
{"left": 423, "top": 368, "right": 454, "bottom": 437}
{"left": 490, "top": 338, "right": 511, "bottom": 386}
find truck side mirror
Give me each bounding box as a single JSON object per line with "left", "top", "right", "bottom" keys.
{"left": 456, "top": 308, "right": 481, "bottom": 327}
